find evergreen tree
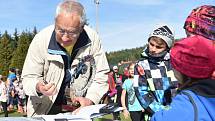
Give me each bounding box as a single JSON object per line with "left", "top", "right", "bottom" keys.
{"left": 13, "top": 28, "right": 19, "bottom": 48}
{"left": 0, "top": 31, "right": 14, "bottom": 75}
{"left": 32, "top": 26, "right": 38, "bottom": 36}
{"left": 10, "top": 31, "right": 33, "bottom": 70}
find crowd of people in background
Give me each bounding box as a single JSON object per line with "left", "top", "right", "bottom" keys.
{"left": 0, "top": 68, "right": 27, "bottom": 117}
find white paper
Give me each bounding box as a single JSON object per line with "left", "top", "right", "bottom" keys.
{"left": 75, "top": 104, "right": 106, "bottom": 118}
{"left": 38, "top": 113, "right": 92, "bottom": 121}
{"left": 37, "top": 104, "right": 124, "bottom": 121}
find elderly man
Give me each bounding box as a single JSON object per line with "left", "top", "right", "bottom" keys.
{"left": 22, "top": 0, "right": 109, "bottom": 117}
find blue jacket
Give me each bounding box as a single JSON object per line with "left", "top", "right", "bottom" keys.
{"left": 151, "top": 79, "right": 215, "bottom": 121}
{"left": 134, "top": 47, "right": 178, "bottom": 114}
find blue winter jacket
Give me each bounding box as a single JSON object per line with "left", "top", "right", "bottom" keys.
{"left": 151, "top": 79, "right": 215, "bottom": 121}
{"left": 134, "top": 47, "right": 178, "bottom": 114}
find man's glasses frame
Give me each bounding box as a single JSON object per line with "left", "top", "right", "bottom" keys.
{"left": 55, "top": 25, "right": 83, "bottom": 38}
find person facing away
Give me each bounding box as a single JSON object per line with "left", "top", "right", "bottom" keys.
{"left": 121, "top": 63, "right": 145, "bottom": 121}
{"left": 7, "top": 68, "right": 17, "bottom": 111}
{"left": 183, "top": 5, "right": 215, "bottom": 79}
{"left": 151, "top": 5, "right": 215, "bottom": 121}
{"left": 107, "top": 69, "right": 117, "bottom": 100}
{"left": 133, "top": 24, "right": 178, "bottom": 116}
{"left": 7, "top": 68, "right": 16, "bottom": 87}
{"left": 21, "top": 0, "right": 109, "bottom": 117}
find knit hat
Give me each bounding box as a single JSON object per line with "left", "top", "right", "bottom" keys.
{"left": 149, "top": 24, "right": 175, "bottom": 48}
{"left": 184, "top": 5, "right": 215, "bottom": 40}
{"left": 171, "top": 35, "right": 215, "bottom": 78}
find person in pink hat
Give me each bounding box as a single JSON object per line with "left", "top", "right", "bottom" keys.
{"left": 183, "top": 5, "right": 215, "bottom": 79}
{"left": 151, "top": 5, "right": 215, "bottom": 121}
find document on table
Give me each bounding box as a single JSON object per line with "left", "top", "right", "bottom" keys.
{"left": 38, "top": 104, "right": 124, "bottom": 121}
{"left": 38, "top": 114, "right": 92, "bottom": 121}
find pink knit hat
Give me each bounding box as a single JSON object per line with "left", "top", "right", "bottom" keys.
{"left": 171, "top": 35, "right": 215, "bottom": 78}
{"left": 184, "top": 5, "right": 215, "bottom": 40}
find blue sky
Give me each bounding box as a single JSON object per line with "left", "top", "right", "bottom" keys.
{"left": 0, "top": 0, "right": 214, "bottom": 52}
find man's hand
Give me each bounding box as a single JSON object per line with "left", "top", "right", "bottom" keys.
{"left": 36, "top": 81, "right": 57, "bottom": 96}
{"left": 71, "top": 97, "right": 94, "bottom": 114}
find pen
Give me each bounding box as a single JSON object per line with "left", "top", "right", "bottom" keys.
{"left": 43, "top": 80, "right": 48, "bottom": 84}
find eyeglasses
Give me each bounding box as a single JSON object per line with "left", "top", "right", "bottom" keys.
{"left": 55, "top": 26, "right": 82, "bottom": 38}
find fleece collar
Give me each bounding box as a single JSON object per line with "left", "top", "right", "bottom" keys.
{"left": 141, "top": 46, "right": 170, "bottom": 64}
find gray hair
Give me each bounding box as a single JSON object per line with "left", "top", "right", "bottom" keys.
{"left": 55, "top": 0, "right": 86, "bottom": 26}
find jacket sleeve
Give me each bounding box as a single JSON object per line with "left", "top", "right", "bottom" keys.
{"left": 84, "top": 28, "right": 110, "bottom": 104}
{"left": 150, "top": 93, "right": 195, "bottom": 121}
{"left": 134, "top": 63, "right": 150, "bottom": 109}
{"left": 21, "top": 33, "right": 46, "bottom": 96}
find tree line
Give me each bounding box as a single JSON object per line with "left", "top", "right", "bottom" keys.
{"left": 1, "top": 28, "right": 180, "bottom": 76}
{"left": 0, "top": 28, "right": 37, "bottom": 76}
{"left": 106, "top": 46, "right": 146, "bottom": 67}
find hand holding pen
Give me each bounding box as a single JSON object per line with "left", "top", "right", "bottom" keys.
{"left": 36, "top": 80, "right": 57, "bottom": 96}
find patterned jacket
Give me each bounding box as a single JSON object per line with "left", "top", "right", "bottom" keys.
{"left": 133, "top": 48, "right": 178, "bottom": 114}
